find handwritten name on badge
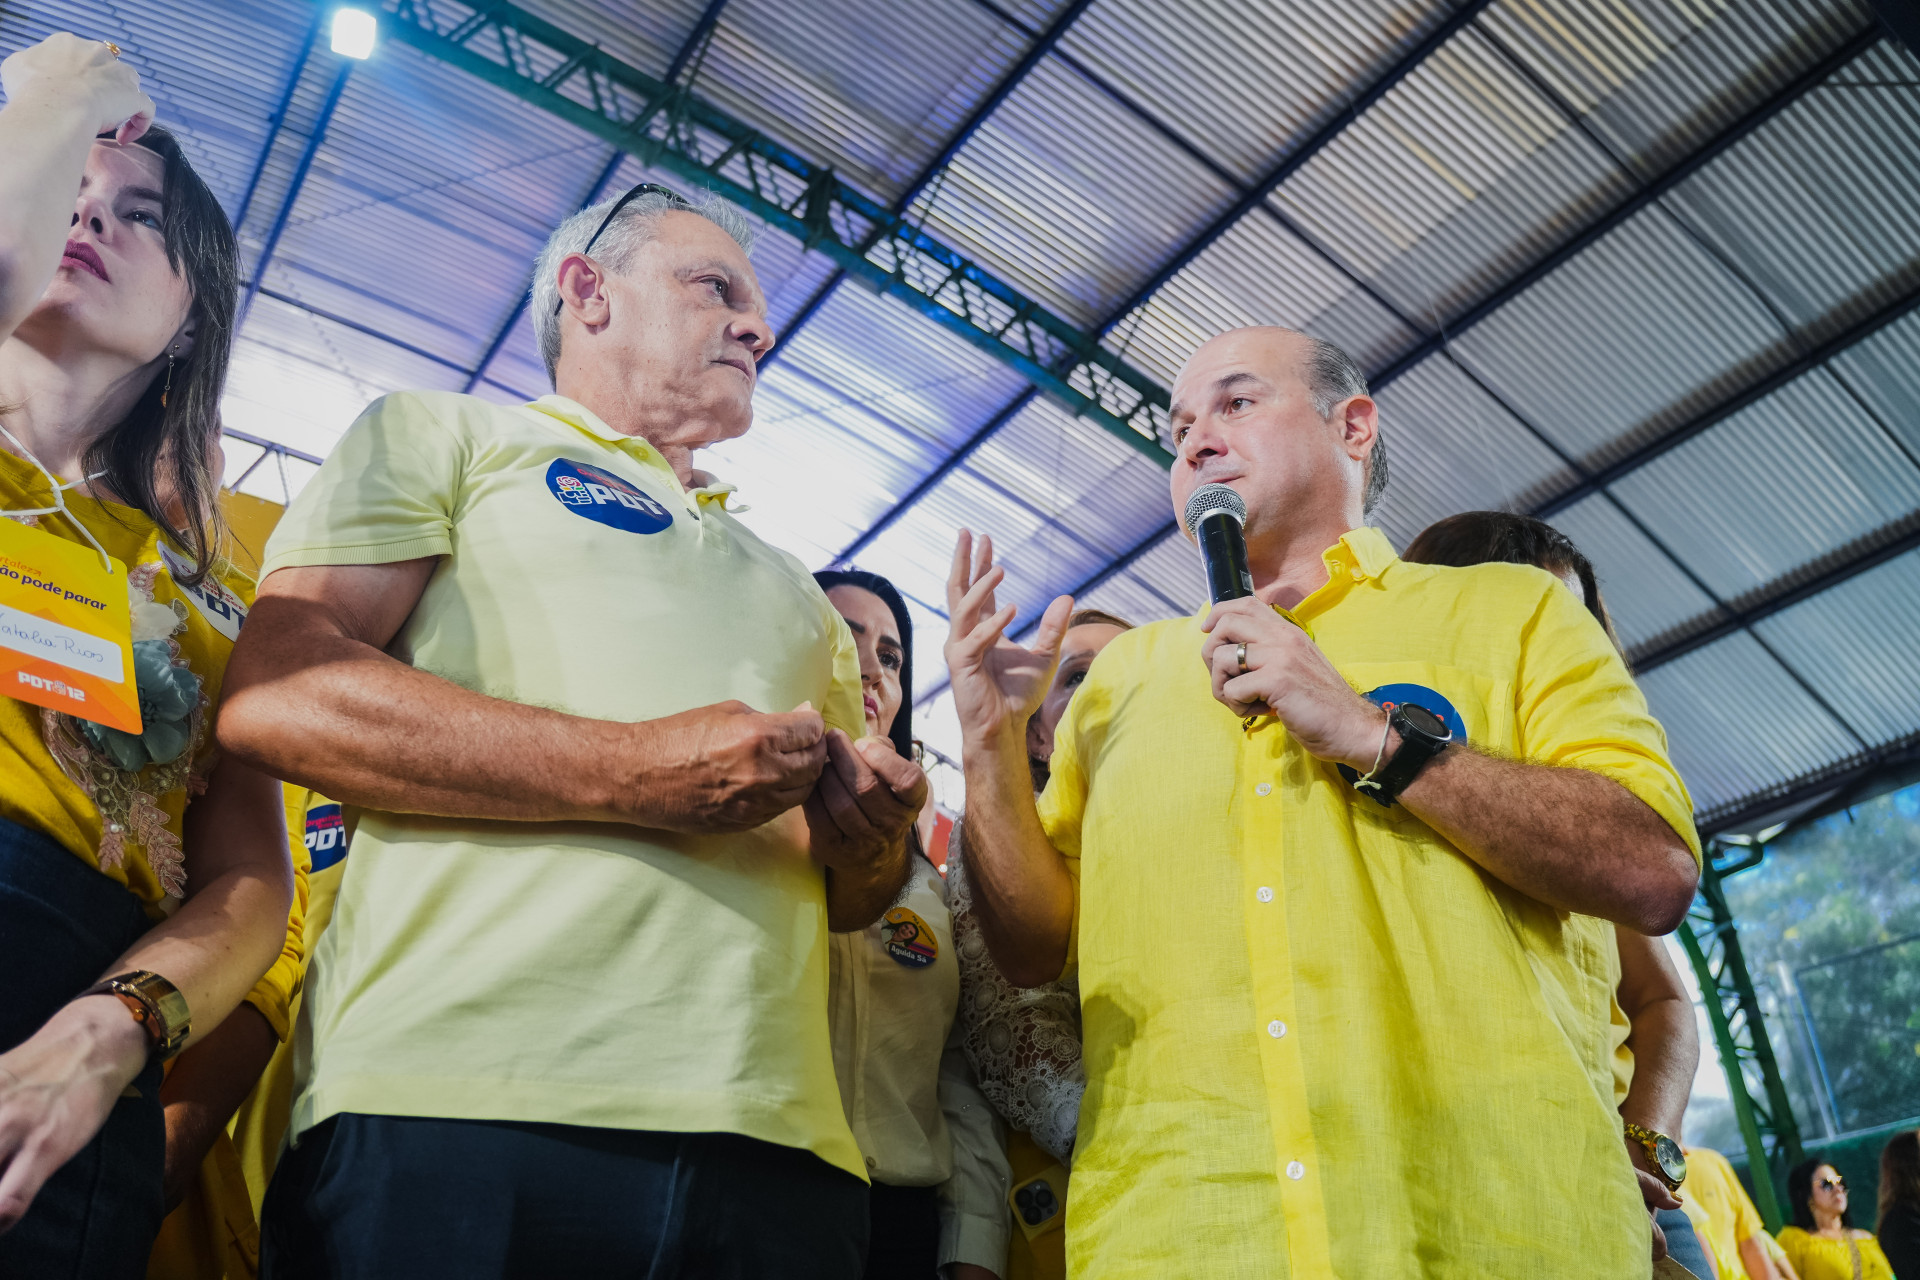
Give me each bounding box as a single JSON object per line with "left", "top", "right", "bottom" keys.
{"left": 0, "top": 518, "right": 141, "bottom": 733}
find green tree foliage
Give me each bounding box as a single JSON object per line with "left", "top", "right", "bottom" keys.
{"left": 1723, "top": 783, "right": 1920, "bottom": 1134}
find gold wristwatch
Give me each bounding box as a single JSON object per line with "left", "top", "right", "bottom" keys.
{"left": 1623, "top": 1121, "right": 1687, "bottom": 1190}
{"left": 80, "top": 970, "right": 191, "bottom": 1061}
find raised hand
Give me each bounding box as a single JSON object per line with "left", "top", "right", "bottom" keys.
{"left": 943, "top": 530, "right": 1073, "bottom": 749}
{"left": 1, "top": 33, "right": 154, "bottom": 144}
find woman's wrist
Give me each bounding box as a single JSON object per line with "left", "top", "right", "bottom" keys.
{"left": 56, "top": 993, "right": 154, "bottom": 1074}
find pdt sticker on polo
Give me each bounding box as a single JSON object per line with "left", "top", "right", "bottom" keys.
{"left": 546, "top": 459, "right": 674, "bottom": 534}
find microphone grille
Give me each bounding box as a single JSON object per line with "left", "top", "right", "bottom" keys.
{"left": 1183, "top": 483, "right": 1246, "bottom": 536}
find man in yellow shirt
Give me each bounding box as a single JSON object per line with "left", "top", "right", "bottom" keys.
{"left": 218, "top": 188, "right": 925, "bottom": 1276}
{"left": 945, "top": 326, "right": 1702, "bottom": 1277}
{"left": 1686, "top": 1146, "right": 1795, "bottom": 1279}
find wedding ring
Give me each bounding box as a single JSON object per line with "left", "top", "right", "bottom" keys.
{"left": 1236, "top": 642, "right": 1249, "bottom": 674}
{"left": 103, "top": 40, "right": 121, "bottom": 58}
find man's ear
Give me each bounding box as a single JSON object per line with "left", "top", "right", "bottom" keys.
{"left": 1338, "top": 395, "right": 1379, "bottom": 462}
{"left": 555, "top": 253, "right": 613, "bottom": 328}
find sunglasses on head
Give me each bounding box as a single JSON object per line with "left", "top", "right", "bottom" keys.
{"left": 550, "top": 182, "right": 690, "bottom": 316}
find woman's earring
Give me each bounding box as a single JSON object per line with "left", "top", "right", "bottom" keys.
{"left": 160, "top": 351, "right": 175, "bottom": 408}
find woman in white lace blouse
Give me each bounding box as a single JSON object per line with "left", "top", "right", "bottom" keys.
{"left": 946, "top": 609, "right": 1131, "bottom": 1280}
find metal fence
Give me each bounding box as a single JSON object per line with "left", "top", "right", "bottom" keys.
{"left": 1786, "top": 932, "right": 1920, "bottom": 1136}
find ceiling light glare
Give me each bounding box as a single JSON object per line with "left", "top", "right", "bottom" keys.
{"left": 330, "top": 8, "right": 377, "bottom": 59}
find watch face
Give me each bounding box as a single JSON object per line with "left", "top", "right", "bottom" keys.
{"left": 1398, "top": 703, "right": 1451, "bottom": 742}
{"left": 1654, "top": 1135, "right": 1688, "bottom": 1184}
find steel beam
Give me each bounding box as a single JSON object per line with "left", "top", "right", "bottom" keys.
{"left": 232, "top": 10, "right": 325, "bottom": 233}
{"left": 239, "top": 59, "right": 353, "bottom": 324}
{"left": 1676, "top": 854, "right": 1805, "bottom": 1229}
{"left": 366, "top": 0, "right": 1171, "bottom": 464}
{"left": 764, "top": 0, "right": 1097, "bottom": 371}
{"left": 663, "top": 0, "right": 732, "bottom": 86}
{"left": 1631, "top": 521, "right": 1920, "bottom": 676}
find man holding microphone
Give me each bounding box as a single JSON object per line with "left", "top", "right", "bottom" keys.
{"left": 220, "top": 187, "right": 922, "bottom": 1276}
{"left": 947, "top": 326, "right": 1702, "bottom": 1276}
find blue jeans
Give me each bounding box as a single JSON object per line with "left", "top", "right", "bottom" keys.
{"left": 0, "top": 816, "right": 165, "bottom": 1280}
{"left": 1658, "top": 1207, "right": 1715, "bottom": 1279}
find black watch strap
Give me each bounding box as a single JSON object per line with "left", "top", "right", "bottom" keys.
{"left": 1360, "top": 703, "right": 1451, "bottom": 807}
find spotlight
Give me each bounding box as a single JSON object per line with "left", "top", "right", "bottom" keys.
{"left": 330, "top": 8, "right": 377, "bottom": 59}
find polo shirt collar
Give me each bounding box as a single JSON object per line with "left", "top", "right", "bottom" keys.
{"left": 525, "top": 395, "right": 744, "bottom": 510}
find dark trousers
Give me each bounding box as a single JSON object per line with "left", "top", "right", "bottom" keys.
{"left": 0, "top": 817, "right": 165, "bottom": 1280}
{"left": 863, "top": 1182, "right": 938, "bottom": 1279}
{"left": 261, "top": 1113, "right": 869, "bottom": 1279}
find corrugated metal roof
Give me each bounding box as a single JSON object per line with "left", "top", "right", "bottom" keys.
{"left": 1753, "top": 546, "right": 1920, "bottom": 746}
{"left": 1451, "top": 209, "right": 1791, "bottom": 465}
{"left": 1636, "top": 631, "right": 1861, "bottom": 815}
{"left": 1110, "top": 206, "right": 1422, "bottom": 390}
{"left": 1478, "top": 0, "right": 1870, "bottom": 177}
{"left": 1273, "top": 24, "right": 1633, "bottom": 325}
{"left": 1540, "top": 492, "right": 1720, "bottom": 652}
{"left": 910, "top": 54, "right": 1242, "bottom": 326}
{"left": 1670, "top": 39, "right": 1920, "bottom": 340}
{"left": 1366, "top": 354, "right": 1579, "bottom": 548}
{"left": 1058, "top": 0, "right": 1458, "bottom": 185}
{"left": 1609, "top": 368, "right": 1920, "bottom": 601}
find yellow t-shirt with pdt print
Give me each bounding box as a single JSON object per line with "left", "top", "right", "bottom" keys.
{"left": 1037, "top": 525, "right": 1701, "bottom": 1279}
{"left": 260, "top": 391, "right": 868, "bottom": 1180}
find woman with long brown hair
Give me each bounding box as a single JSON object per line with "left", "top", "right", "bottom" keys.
{"left": 0, "top": 33, "right": 294, "bottom": 1275}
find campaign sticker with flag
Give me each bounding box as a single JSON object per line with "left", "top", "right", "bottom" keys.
{"left": 0, "top": 517, "right": 140, "bottom": 732}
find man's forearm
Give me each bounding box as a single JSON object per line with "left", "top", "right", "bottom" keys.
{"left": 960, "top": 730, "right": 1074, "bottom": 987}
{"left": 1396, "top": 746, "right": 1697, "bottom": 934}
{"left": 824, "top": 837, "right": 912, "bottom": 932}
{"left": 158, "top": 1003, "right": 277, "bottom": 1211}
{"left": 221, "top": 599, "right": 633, "bottom": 823}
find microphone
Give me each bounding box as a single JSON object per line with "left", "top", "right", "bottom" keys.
{"left": 1183, "top": 483, "right": 1253, "bottom": 604}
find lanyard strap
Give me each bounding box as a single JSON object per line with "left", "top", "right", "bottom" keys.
{"left": 0, "top": 422, "right": 115, "bottom": 574}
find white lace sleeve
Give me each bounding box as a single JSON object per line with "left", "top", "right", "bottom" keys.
{"left": 947, "top": 817, "right": 1085, "bottom": 1167}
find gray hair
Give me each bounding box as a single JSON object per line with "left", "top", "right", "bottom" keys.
{"left": 1297, "top": 332, "right": 1388, "bottom": 516}
{"left": 529, "top": 188, "right": 757, "bottom": 383}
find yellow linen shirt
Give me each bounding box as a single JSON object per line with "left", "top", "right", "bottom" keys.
{"left": 260, "top": 391, "right": 867, "bottom": 1179}
{"left": 1036, "top": 526, "right": 1701, "bottom": 1279}
{"left": 1777, "top": 1226, "right": 1896, "bottom": 1280}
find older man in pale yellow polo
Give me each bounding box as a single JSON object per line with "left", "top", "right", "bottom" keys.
{"left": 946, "top": 326, "right": 1703, "bottom": 1277}
{"left": 218, "top": 187, "right": 924, "bottom": 1278}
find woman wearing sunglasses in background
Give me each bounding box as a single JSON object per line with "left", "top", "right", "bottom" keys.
{"left": 1780, "top": 1162, "right": 1895, "bottom": 1280}
{"left": 814, "top": 568, "right": 1011, "bottom": 1280}
{"left": 0, "top": 32, "right": 295, "bottom": 1277}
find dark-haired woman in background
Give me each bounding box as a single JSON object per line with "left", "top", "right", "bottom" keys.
{"left": 0, "top": 33, "right": 295, "bottom": 1276}
{"left": 1403, "top": 511, "right": 1711, "bottom": 1276}
{"left": 1880, "top": 1131, "right": 1920, "bottom": 1277}
{"left": 814, "top": 569, "right": 1010, "bottom": 1280}
{"left": 1780, "top": 1160, "right": 1894, "bottom": 1280}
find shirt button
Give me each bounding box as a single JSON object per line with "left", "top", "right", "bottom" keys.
{"left": 1256, "top": 886, "right": 1274, "bottom": 903}
{"left": 1350, "top": 568, "right": 1365, "bottom": 582}
{"left": 1286, "top": 1160, "right": 1306, "bottom": 1180}
{"left": 1255, "top": 782, "right": 1272, "bottom": 796}
{"left": 865, "top": 1156, "right": 877, "bottom": 1171}
{"left": 1267, "top": 1020, "right": 1287, "bottom": 1038}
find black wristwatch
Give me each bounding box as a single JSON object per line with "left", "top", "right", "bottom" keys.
{"left": 1352, "top": 703, "right": 1451, "bottom": 807}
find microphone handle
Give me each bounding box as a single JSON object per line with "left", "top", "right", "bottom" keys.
{"left": 1198, "top": 511, "right": 1254, "bottom": 603}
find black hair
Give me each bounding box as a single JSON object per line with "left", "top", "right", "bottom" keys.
{"left": 1787, "top": 1157, "right": 1853, "bottom": 1232}
{"left": 813, "top": 568, "right": 914, "bottom": 762}
{"left": 1402, "top": 510, "right": 1624, "bottom": 658}
{"left": 83, "top": 125, "right": 239, "bottom": 586}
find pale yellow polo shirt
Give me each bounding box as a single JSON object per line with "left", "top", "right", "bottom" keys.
{"left": 1037, "top": 526, "right": 1701, "bottom": 1279}
{"left": 260, "top": 391, "right": 867, "bottom": 1180}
